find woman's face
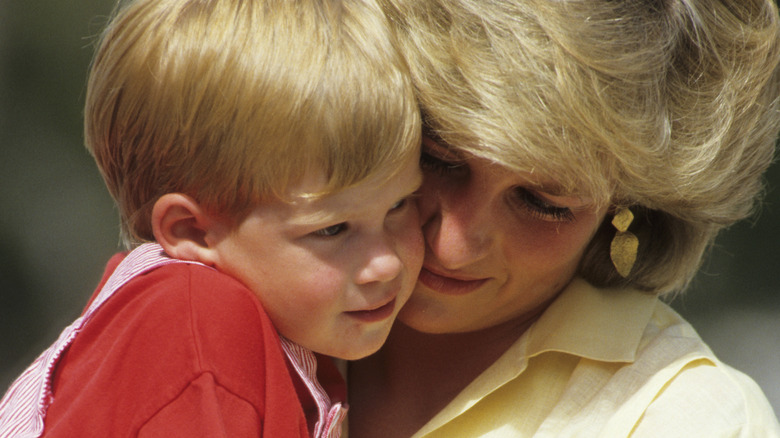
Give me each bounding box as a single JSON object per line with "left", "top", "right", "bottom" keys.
{"left": 397, "top": 135, "right": 609, "bottom": 334}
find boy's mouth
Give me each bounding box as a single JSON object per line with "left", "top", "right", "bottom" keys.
{"left": 345, "top": 298, "right": 397, "bottom": 323}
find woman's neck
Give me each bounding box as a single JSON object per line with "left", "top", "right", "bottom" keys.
{"left": 348, "top": 316, "right": 538, "bottom": 438}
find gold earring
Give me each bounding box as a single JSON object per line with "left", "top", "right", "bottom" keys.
{"left": 610, "top": 207, "right": 638, "bottom": 278}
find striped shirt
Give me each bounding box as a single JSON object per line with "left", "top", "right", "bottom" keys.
{"left": 0, "top": 243, "right": 345, "bottom": 438}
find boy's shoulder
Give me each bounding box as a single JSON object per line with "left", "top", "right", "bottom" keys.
{"left": 40, "top": 257, "right": 304, "bottom": 435}
{"left": 95, "top": 260, "right": 278, "bottom": 363}
{"left": 88, "top": 250, "right": 265, "bottom": 318}
{"left": 126, "top": 261, "right": 268, "bottom": 323}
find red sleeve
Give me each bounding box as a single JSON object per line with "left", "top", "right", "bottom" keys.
{"left": 138, "top": 373, "right": 259, "bottom": 437}
{"left": 43, "top": 263, "right": 309, "bottom": 437}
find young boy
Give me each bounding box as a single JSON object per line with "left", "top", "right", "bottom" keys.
{"left": 0, "top": 0, "right": 422, "bottom": 436}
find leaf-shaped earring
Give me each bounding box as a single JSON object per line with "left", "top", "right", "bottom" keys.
{"left": 610, "top": 207, "right": 638, "bottom": 278}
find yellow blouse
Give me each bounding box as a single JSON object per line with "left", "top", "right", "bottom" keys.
{"left": 409, "top": 278, "right": 779, "bottom": 437}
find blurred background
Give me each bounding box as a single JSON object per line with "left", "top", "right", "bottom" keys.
{"left": 1, "top": 0, "right": 779, "bottom": 417}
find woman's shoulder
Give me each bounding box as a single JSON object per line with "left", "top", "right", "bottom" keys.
{"left": 539, "top": 296, "right": 779, "bottom": 436}
{"left": 611, "top": 301, "right": 780, "bottom": 436}
{"left": 629, "top": 358, "right": 780, "bottom": 437}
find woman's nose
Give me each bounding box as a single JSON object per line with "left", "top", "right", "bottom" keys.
{"left": 420, "top": 185, "right": 494, "bottom": 270}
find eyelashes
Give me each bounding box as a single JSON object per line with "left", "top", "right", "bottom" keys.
{"left": 313, "top": 223, "right": 347, "bottom": 237}
{"left": 420, "top": 146, "right": 575, "bottom": 223}
{"left": 389, "top": 197, "right": 407, "bottom": 211}
{"left": 511, "top": 188, "right": 576, "bottom": 223}
{"left": 419, "top": 150, "right": 467, "bottom": 177}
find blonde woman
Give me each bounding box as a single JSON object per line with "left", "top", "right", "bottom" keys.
{"left": 349, "top": 0, "right": 780, "bottom": 436}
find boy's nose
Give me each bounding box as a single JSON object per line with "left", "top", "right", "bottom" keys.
{"left": 354, "top": 236, "right": 403, "bottom": 284}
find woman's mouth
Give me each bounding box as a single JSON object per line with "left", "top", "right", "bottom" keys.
{"left": 418, "top": 267, "right": 488, "bottom": 295}
{"left": 345, "top": 298, "right": 397, "bottom": 322}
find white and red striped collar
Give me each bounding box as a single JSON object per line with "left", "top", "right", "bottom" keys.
{"left": 280, "top": 339, "right": 347, "bottom": 438}
{"left": 0, "top": 243, "right": 345, "bottom": 438}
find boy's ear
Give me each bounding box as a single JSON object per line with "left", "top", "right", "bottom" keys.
{"left": 151, "top": 193, "right": 225, "bottom": 266}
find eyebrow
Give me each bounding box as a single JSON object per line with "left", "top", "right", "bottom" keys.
{"left": 422, "top": 133, "right": 462, "bottom": 159}
{"left": 286, "top": 170, "right": 423, "bottom": 229}
{"left": 527, "top": 181, "right": 570, "bottom": 197}
{"left": 286, "top": 208, "right": 342, "bottom": 227}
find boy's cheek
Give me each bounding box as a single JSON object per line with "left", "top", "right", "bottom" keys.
{"left": 401, "top": 213, "right": 425, "bottom": 275}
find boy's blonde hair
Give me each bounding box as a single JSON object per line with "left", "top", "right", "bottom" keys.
{"left": 382, "top": 0, "right": 780, "bottom": 294}
{"left": 86, "top": 0, "right": 420, "bottom": 246}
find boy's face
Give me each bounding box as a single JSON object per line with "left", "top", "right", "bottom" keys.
{"left": 212, "top": 153, "right": 423, "bottom": 360}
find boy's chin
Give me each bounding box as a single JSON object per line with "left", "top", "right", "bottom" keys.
{"left": 321, "top": 327, "right": 392, "bottom": 361}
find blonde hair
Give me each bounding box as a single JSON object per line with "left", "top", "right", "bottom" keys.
{"left": 86, "top": 0, "right": 420, "bottom": 246}
{"left": 382, "top": 0, "right": 780, "bottom": 294}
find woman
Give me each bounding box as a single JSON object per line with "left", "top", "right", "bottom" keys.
{"left": 349, "top": 0, "right": 780, "bottom": 436}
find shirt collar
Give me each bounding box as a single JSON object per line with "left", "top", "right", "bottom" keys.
{"left": 279, "top": 338, "right": 347, "bottom": 438}
{"left": 407, "top": 278, "right": 660, "bottom": 436}
{"left": 526, "top": 277, "right": 657, "bottom": 363}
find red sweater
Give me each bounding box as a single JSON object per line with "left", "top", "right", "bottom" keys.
{"left": 39, "top": 253, "right": 327, "bottom": 437}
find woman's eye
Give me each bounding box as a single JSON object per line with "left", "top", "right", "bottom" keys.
{"left": 420, "top": 150, "right": 467, "bottom": 177}
{"left": 512, "top": 188, "right": 575, "bottom": 222}
{"left": 420, "top": 134, "right": 468, "bottom": 178}
{"left": 313, "top": 223, "right": 347, "bottom": 237}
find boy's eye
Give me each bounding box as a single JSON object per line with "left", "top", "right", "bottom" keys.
{"left": 313, "top": 223, "right": 347, "bottom": 237}
{"left": 390, "top": 198, "right": 407, "bottom": 211}
{"left": 511, "top": 188, "right": 575, "bottom": 223}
